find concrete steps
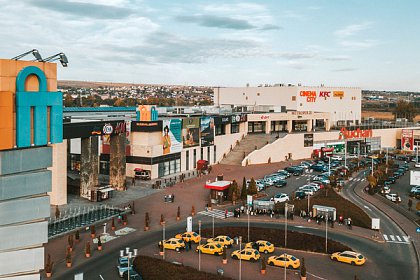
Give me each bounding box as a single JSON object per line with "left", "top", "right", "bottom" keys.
{"left": 220, "top": 133, "right": 279, "bottom": 165}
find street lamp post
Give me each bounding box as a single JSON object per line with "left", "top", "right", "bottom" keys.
{"left": 212, "top": 213, "right": 215, "bottom": 238}
{"left": 371, "top": 157, "right": 374, "bottom": 176}
{"left": 328, "top": 156, "right": 331, "bottom": 176}
{"left": 344, "top": 140, "right": 347, "bottom": 169}
{"left": 247, "top": 207, "right": 250, "bottom": 242}
{"left": 284, "top": 203, "right": 288, "bottom": 280}
{"left": 239, "top": 236, "right": 242, "bottom": 280}
{"left": 357, "top": 142, "right": 360, "bottom": 168}
{"left": 162, "top": 222, "right": 166, "bottom": 260}
{"left": 307, "top": 194, "right": 311, "bottom": 217}
{"left": 325, "top": 213, "right": 328, "bottom": 254}
{"left": 199, "top": 220, "right": 201, "bottom": 271}
{"left": 385, "top": 147, "right": 389, "bottom": 174}
{"left": 121, "top": 247, "right": 137, "bottom": 279}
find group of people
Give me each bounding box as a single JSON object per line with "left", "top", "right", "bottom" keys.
{"left": 164, "top": 193, "right": 175, "bottom": 203}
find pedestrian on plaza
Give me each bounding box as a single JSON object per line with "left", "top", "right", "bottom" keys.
{"left": 185, "top": 240, "right": 190, "bottom": 251}
{"left": 240, "top": 205, "right": 244, "bottom": 213}
{"left": 188, "top": 240, "right": 192, "bottom": 251}
{"left": 132, "top": 177, "right": 135, "bottom": 186}
{"left": 225, "top": 209, "right": 228, "bottom": 219}
{"left": 172, "top": 194, "right": 175, "bottom": 203}
{"left": 339, "top": 215, "right": 344, "bottom": 225}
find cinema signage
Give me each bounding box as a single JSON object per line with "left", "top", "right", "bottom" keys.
{"left": 338, "top": 127, "right": 372, "bottom": 140}
{"left": 300, "top": 90, "right": 345, "bottom": 102}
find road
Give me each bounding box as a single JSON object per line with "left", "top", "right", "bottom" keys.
{"left": 55, "top": 216, "right": 414, "bottom": 280}
{"left": 342, "top": 170, "right": 418, "bottom": 280}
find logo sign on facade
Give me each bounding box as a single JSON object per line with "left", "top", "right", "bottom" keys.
{"left": 319, "top": 91, "right": 330, "bottom": 98}
{"left": 103, "top": 123, "right": 114, "bottom": 135}
{"left": 300, "top": 91, "right": 316, "bottom": 102}
{"left": 333, "top": 91, "right": 344, "bottom": 97}
{"left": 260, "top": 115, "right": 270, "bottom": 120}
{"left": 12, "top": 66, "right": 63, "bottom": 148}
{"left": 401, "top": 129, "right": 414, "bottom": 151}
{"left": 231, "top": 114, "right": 247, "bottom": 123}
{"left": 338, "top": 127, "right": 372, "bottom": 140}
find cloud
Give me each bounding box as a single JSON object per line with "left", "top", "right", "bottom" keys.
{"left": 332, "top": 68, "right": 358, "bottom": 72}
{"left": 278, "top": 52, "right": 317, "bottom": 60}
{"left": 334, "top": 22, "right": 372, "bottom": 38}
{"left": 260, "top": 24, "right": 282, "bottom": 31}
{"left": 27, "top": 0, "right": 134, "bottom": 19}
{"left": 339, "top": 40, "right": 378, "bottom": 49}
{"left": 176, "top": 15, "right": 256, "bottom": 30}
{"left": 321, "top": 55, "right": 351, "bottom": 61}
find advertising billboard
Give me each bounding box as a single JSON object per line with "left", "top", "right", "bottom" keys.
{"left": 410, "top": 170, "right": 420, "bottom": 185}
{"left": 401, "top": 129, "right": 414, "bottom": 151}
{"left": 304, "top": 133, "right": 314, "bottom": 147}
{"left": 182, "top": 117, "right": 200, "bottom": 148}
{"left": 162, "top": 119, "right": 182, "bottom": 155}
{"left": 200, "top": 117, "right": 215, "bottom": 147}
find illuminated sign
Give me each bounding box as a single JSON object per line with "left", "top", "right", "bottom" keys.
{"left": 333, "top": 91, "right": 344, "bottom": 97}
{"left": 15, "top": 66, "right": 63, "bottom": 148}
{"left": 103, "top": 123, "right": 114, "bottom": 135}
{"left": 299, "top": 91, "right": 316, "bottom": 102}
{"left": 260, "top": 115, "right": 270, "bottom": 120}
{"left": 319, "top": 91, "right": 330, "bottom": 98}
{"left": 338, "top": 127, "right": 372, "bottom": 139}
{"left": 291, "top": 111, "right": 313, "bottom": 115}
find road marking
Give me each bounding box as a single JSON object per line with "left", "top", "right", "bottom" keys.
{"left": 396, "top": 235, "right": 402, "bottom": 242}
{"left": 403, "top": 236, "right": 410, "bottom": 242}
{"left": 383, "top": 234, "right": 388, "bottom": 241}
{"left": 383, "top": 234, "right": 410, "bottom": 244}
{"left": 307, "top": 272, "right": 328, "bottom": 280}
{"left": 349, "top": 178, "right": 354, "bottom": 181}
{"left": 197, "top": 209, "right": 233, "bottom": 220}
{"left": 390, "top": 235, "right": 395, "bottom": 241}
{"left": 363, "top": 205, "right": 371, "bottom": 211}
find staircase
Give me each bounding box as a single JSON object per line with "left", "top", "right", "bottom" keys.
{"left": 220, "top": 133, "right": 279, "bottom": 165}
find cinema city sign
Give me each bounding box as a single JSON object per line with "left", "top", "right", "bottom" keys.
{"left": 338, "top": 127, "right": 372, "bottom": 139}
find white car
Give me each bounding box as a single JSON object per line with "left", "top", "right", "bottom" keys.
{"left": 271, "top": 193, "right": 289, "bottom": 203}
{"left": 410, "top": 186, "right": 420, "bottom": 192}
{"left": 415, "top": 163, "right": 420, "bottom": 168}
{"left": 298, "top": 187, "right": 314, "bottom": 196}
{"left": 331, "top": 155, "right": 343, "bottom": 161}
{"left": 385, "top": 193, "right": 401, "bottom": 203}
{"left": 307, "top": 183, "right": 321, "bottom": 191}
{"left": 381, "top": 186, "right": 391, "bottom": 194}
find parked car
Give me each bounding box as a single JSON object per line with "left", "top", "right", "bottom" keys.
{"left": 196, "top": 242, "right": 224, "bottom": 255}
{"left": 387, "top": 176, "right": 397, "bottom": 184}
{"left": 285, "top": 166, "right": 304, "bottom": 175}
{"left": 273, "top": 179, "right": 287, "bottom": 187}
{"left": 415, "top": 162, "right": 420, "bottom": 168}
{"left": 310, "top": 164, "right": 328, "bottom": 172}
{"left": 380, "top": 186, "right": 391, "bottom": 194}
{"left": 331, "top": 155, "right": 343, "bottom": 161}
{"left": 276, "top": 170, "right": 291, "bottom": 178}
{"left": 294, "top": 191, "right": 307, "bottom": 200}
{"left": 271, "top": 193, "right": 289, "bottom": 203}
{"left": 122, "top": 268, "right": 142, "bottom": 280}
{"left": 298, "top": 187, "right": 314, "bottom": 196}
{"left": 158, "top": 238, "right": 185, "bottom": 251}
{"left": 231, "top": 248, "right": 260, "bottom": 262}
{"left": 175, "top": 231, "right": 201, "bottom": 243}
{"left": 410, "top": 186, "right": 420, "bottom": 193}
{"left": 206, "top": 235, "right": 234, "bottom": 248}
{"left": 330, "top": 251, "right": 366, "bottom": 266}
{"left": 117, "top": 256, "right": 133, "bottom": 278}
{"left": 268, "top": 254, "right": 300, "bottom": 269}
{"left": 312, "top": 175, "right": 330, "bottom": 184}
{"left": 385, "top": 193, "right": 401, "bottom": 203}
{"left": 245, "top": 240, "right": 274, "bottom": 254}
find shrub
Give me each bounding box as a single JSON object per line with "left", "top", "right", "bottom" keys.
{"left": 301, "top": 257, "right": 306, "bottom": 277}
{"left": 45, "top": 254, "right": 53, "bottom": 273}
{"left": 160, "top": 214, "right": 165, "bottom": 225}
{"left": 177, "top": 206, "right": 181, "bottom": 219}
{"left": 241, "top": 177, "right": 247, "bottom": 200}
{"left": 85, "top": 242, "right": 91, "bottom": 255}
{"left": 55, "top": 205, "right": 60, "bottom": 219}
{"left": 248, "top": 178, "right": 257, "bottom": 195}
{"left": 90, "top": 225, "right": 96, "bottom": 236}
{"left": 75, "top": 230, "right": 80, "bottom": 241}
{"left": 66, "top": 247, "right": 72, "bottom": 264}
{"left": 261, "top": 256, "right": 266, "bottom": 270}
{"left": 133, "top": 255, "right": 234, "bottom": 280}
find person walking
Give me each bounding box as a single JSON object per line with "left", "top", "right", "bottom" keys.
{"left": 225, "top": 209, "right": 228, "bottom": 219}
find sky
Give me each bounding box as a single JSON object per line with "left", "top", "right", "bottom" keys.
{"left": 1, "top": 0, "right": 420, "bottom": 91}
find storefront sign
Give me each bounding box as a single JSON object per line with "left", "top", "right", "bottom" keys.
{"left": 319, "top": 91, "right": 330, "bottom": 97}
{"left": 299, "top": 91, "right": 316, "bottom": 102}
{"left": 182, "top": 117, "right": 200, "bottom": 148}
{"left": 162, "top": 119, "right": 182, "bottom": 155}
{"left": 401, "top": 129, "right": 414, "bottom": 151}
{"left": 64, "top": 121, "right": 129, "bottom": 139}
{"left": 338, "top": 127, "right": 372, "bottom": 139}
{"left": 260, "top": 115, "right": 270, "bottom": 120}
{"left": 131, "top": 121, "right": 163, "bottom": 132}
{"left": 304, "top": 134, "right": 314, "bottom": 147}
{"left": 231, "top": 114, "right": 247, "bottom": 123}
{"left": 291, "top": 111, "right": 313, "bottom": 115}
{"left": 214, "top": 116, "right": 231, "bottom": 125}
{"left": 103, "top": 123, "right": 114, "bottom": 135}
{"left": 333, "top": 91, "right": 344, "bottom": 97}
{"left": 200, "top": 116, "right": 215, "bottom": 147}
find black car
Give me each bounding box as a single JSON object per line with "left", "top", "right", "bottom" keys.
{"left": 393, "top": 171, "right": 403, "bottom": 178}
{"left": 387, "top": 176, "right": 396, "bottom": 184}
{"left": 285, "top": 166, "right": 304, "bottom": 175}
{"left": 294, "top": 191, "right": 307, "bottom": 200}
{"left": 274, "top": 179, "right": 287, "bottom": 187}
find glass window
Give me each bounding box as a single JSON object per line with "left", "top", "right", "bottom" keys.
{"left": 186, "top": 150, "right": 189, "bottom": 171}
{"left": 207, "top": 146, "right": 210, "bottom": 162}
{"left": 193, "top": 149, "right": 197, "bottom": 168}
{"left": 231, "top": 123, "right": 240, "bottom": 134}
{"left": 214, "top": 146, "right": 216, "bottom": 164}
{"left": 200, "top": 148, "right": 203, "bottom": 160}
{"left": 176, "top": 159, "right": 181, "bottom": 173}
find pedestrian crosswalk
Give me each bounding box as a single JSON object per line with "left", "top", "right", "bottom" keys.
{"left": 197, "top": 209, "right": 233, "bottom": 220}
{"left": 348, "top": 177, "right": 365, "bottom": 182}
{"left": 382, "top": 234, "right": 410, "bottom": 244}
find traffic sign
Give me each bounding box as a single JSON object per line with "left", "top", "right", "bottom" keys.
{"left": 416, "top": 227, "right": 420, "bottom": 233}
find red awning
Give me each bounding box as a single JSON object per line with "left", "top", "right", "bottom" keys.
{"left": 204, "top": 180, "right": 231, "bottom": 191}
{"left": 134, "top": 168, "right": 143, "bottom": 172}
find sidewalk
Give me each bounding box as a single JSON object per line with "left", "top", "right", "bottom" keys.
{"left": 43, "top": 161, "right": 301, "bottom": 277}
{"left": 354, "top": 182, "right": 420, "bottom": 268}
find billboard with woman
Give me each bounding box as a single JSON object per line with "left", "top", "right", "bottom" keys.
{"left": 162, "top": 119, "right": 182, "bottom": 154}
{"left": 182, "top": 117, "right": 200, "bottom": 148}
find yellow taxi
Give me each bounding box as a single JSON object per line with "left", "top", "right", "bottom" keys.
{"left": 231, "top": 248, "right": 260, "bottom": 262}
{"left": 158, "top": 238, "right": 185, "bottom": 252}
{"left": 267, "top": 254, "right": 300, "bottom": 269}
{"left": 245, "top": 240, "right": 275, "bottom": 254}
{"left": 175, "top": 231, "right": 201, "bottom": 243}
{"left": 330, "top": 251, "right": 366, "bottom": 266}
{"left": 206, "top": 235, "right": 234, "bottom": 248}
{"left": 196, "top": 242, "right": 224, "bottom": 255}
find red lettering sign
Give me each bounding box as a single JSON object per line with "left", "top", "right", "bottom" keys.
{"left": 338, "top": 127, "right": 372, "bottom": 139}
{"left": 319, "top": 91, "right": 331, "bottom": 97}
